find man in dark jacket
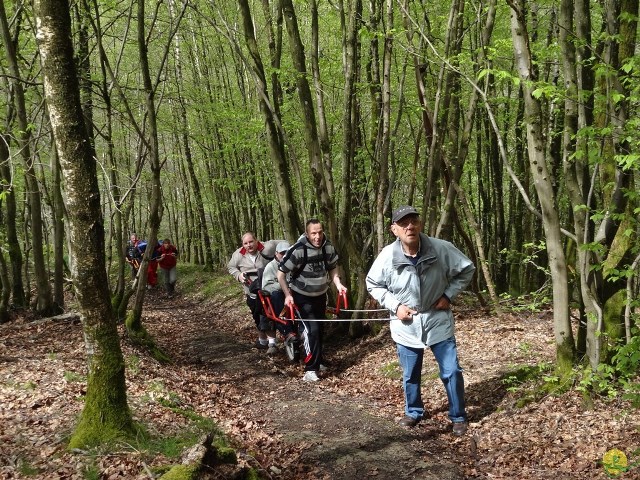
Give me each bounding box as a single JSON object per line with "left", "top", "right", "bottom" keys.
{"left": 125, "top": 233, "right": 142, "bottom": 277}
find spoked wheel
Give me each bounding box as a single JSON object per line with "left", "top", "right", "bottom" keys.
{"left": 284, "top": 335, "right": 300, "bottom": 363}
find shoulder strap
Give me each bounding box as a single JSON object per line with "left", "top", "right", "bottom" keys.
{"left": 290, "top": 243, "right": 307, "bottom": 280}
{"left": 322, "top": 243, "right": 330, "bottom": 271}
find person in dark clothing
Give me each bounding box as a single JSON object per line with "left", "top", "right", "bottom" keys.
{"left": 125, "top": 233, "right": 142, "bottom": 277}
{"left": 277, "top": 219, "right": 347, "bottom": 382}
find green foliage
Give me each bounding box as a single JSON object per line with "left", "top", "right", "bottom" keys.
{"left": 178, "top": 265, "right": 237, "bottom": 301}
{"left": 81, "top": 462, "right": 100, "bottom": 480}
{"left": 577, "top": 331, "right": 640, "bottom": 406}
{"left": 125, "top": 355, "right": 141, "bottom": 375}
{"left": 63, "top": 371, "right": 86, "bottom": 383}
{"left": 501, "top": 362, "right": 553, "bottom": 393}
{"left": 379, "top": 361, "right": 401, "bottom": 379}
{"left": 500, "top": 362, "right": 576, "bottom": 407}
{"left": 158, "top": 464, "right": 199, "bottom": 480}
{"left": 17, "top": 458, "right": 39, "bottom": 476}
{"left": 498, "top": 291, "right": 551, "bottom": 313}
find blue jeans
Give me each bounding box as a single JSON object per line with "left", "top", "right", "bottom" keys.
{"left": 396, "top": 337, "right": 466, "bottom": 423}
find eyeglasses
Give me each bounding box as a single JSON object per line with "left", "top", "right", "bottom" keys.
{"left": 394, "top": 216, "right": 420, "bottom": 228}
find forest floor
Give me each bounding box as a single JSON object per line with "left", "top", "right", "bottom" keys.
{"left": 1, "top": 274, "right": 639, "bottom": 480}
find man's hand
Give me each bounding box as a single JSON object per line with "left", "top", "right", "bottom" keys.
{"left": 239, "top": 272, "right": 246, "bottom": 284}
{"left": 432, "top": 295, "right": 451, "bottom": 310}
{"left": 396, "top": 304, "right": 417, "bottom": 320}
{"left": 284, "top": 294, "right": 294, "bottom": 307}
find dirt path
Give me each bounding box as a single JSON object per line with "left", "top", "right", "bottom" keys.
{"left": 151, "top": 294, "right": 464, "bottom": 479}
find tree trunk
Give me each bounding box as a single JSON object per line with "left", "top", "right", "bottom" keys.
{"left": 0, "top": 237, "right": 9, "bottom": 323}
{"left": 508, "top": 0, "right": 576, "bottom": 371}
{"left": 34, "top": 0, "right": 134, "bottom": 447}
{"left": 0, "top": 0, "right": 54, "bottom": 315}
{"left": 0, "top": 132, "right": 25, "bottom": 308}
{"left": 170, "top": 8, "right": 214, "bottom": 271}
{"left": 127, "top": 0, "right": 165, "bottom": 342}
{"left": 281, "top": 0, "right": 338, "bottom": 241}
{"left": 237, "top": 0, "right": 302, "bottom": 238}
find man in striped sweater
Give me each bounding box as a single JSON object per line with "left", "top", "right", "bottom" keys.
{"left": 277, "top": 219, "right": 347, "bottom": 382}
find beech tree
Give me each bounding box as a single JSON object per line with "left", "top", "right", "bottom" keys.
{"left": 34, "top": 0, "right": 135, "bottom": 447}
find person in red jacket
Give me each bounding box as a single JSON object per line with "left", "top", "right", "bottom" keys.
{"left": 157, "top": 238, "right": 179, "bottom": 297}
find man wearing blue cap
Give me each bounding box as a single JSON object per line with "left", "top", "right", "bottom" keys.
{"left": 366, "top": 205, "right": 475, "bottom": 436}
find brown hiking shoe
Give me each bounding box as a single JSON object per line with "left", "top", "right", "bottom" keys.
{"left": 398, "top": 416, "right": 420, "bottom": 427}
{"left": 452, "top": 421, "right": 468, "bottom": 436}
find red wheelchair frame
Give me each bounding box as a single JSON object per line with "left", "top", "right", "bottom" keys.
{"left": 253, "top": 288, "right": 349, "bottom": 363}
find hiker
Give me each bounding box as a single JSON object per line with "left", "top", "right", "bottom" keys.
{"left": 277, "top": 219, "right": 347, "bottom": 382}
{"left": 125, "top": 233, "right": 142, "bottom": 277}
{"left": 365, "top": 205, "right": 475, "bottom": 435}
{"left": 228, "top": 232, "right": 284, "bottom": 354}
{"left": 157, "top": 238, "right": 179, "bottom": 297}
{"left": 261, "top": 241, "right": 295, "bottom": 344}
{"left": 138, "top": 240, "right": 161, "bottom": 290}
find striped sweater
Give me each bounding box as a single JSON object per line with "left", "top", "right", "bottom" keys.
{"left": 278, "top": 235, "right": 339, "bottom": 297}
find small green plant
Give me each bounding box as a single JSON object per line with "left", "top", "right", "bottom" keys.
{"left": 21, "top": 381, "right": 37, "bottom": 390}
{"left": 17, "top": 458, "right": 39, "bottom": 476}
{"left": 379, "top": 361, "right": 401, "bottom": 379}
{"left": 501, "top": 362, "right": 554, "bottom": 397}
{"left": 125, "top": 355, "right": 141, "bottom": 375}
{"left": 82, "top": 462, "right": 100, "bottom": 480}
{"left": 518, "top": 342, "right": 532, "bottom": 354}
{"left": 64, "top": 371, "right": 86, "bottom": 383}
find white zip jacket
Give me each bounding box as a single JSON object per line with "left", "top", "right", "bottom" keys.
{"left": 366, "top": 233, "right": 475, "bottom": 348}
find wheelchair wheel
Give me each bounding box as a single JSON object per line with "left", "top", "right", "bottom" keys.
{"left": 284, "top": 336, "right": 300, "bottom": 363}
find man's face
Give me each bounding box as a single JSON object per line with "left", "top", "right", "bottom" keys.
{"left": 162, "top": 242, "right": 170, "bottom": 250}
{"left": 242, "top": 234, "right": 258, "bottom": 254}
{"left": 306, "top": 223, "right": 324, "bottom": 248}
{"left": 130, "top": 234, "right": 138, "bottom": 243}
{"left": 391, "top": 214, "right": 422, "bottom": 248}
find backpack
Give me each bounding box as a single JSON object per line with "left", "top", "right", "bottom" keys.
{"left": 290, "top": 242, "right": 330, "bottom": 279}
{"left": 247, "top": 267, "right": 265, "bottom": 295}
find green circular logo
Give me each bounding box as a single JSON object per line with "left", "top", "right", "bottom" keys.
{"left": 603, "top": 449, "right": 628, "bottom": 476}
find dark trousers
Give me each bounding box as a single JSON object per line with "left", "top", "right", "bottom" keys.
{"left": 269, "top": 290, "right": 294, "bottom": 337}
{"left": 292, "top": 291, "right": 326, "bottom": 372}
{"left": 246, "top": 294, "right": 261, "bottom": 328}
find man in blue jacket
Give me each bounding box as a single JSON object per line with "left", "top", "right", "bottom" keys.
{"left": 366, "top": 205, "right": 475, "bottom": 435}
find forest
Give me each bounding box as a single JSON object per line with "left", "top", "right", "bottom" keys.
{"left": 1, "top": 0, "right": 639, "bottom": 477}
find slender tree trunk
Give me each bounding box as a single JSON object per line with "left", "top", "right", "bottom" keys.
{"left": 281, "top": 0, "right": 337, "bottom": 241}
{"left": 51, "top": 144, "right": 66, "bottom": 309}
{"left": 170, "top": 5, "right": 214, "bottom": 270}
{"left": 127, "top": 0, "right": 164, "bottom": 338}
{"left": 236, "top": 0, "right": 302, "bottom": 238}
{"left": 0, "top": 247, "right": 9, "bottom": 323}
{"left": 375, "top": 0, "right": 393, "bottom": 252}
{"left": 508, "top": 0, "right": 576, "bottom": 370}
{"left": 0, "top": 0, "right": 54, "bottom": 315}
{"left": 0, "top": 132, "right": 25, "bottom": 307}
{"left": 34, "top": 0, "right": 134, "bottom": 447}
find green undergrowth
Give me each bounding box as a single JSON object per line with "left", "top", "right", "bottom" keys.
{"left": 178, "top": 265, "right": 237, "bottom": 300}
{"left": 72, "top": 396, "right": 236, "bottom": 479}
{"left": 501, "top": 362, "right": 564, "bottom": 408}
